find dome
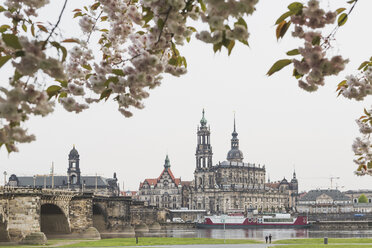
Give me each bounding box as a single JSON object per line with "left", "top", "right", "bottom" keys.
{"left": 200, "top": 109, "right": 207, "bottom": 126}
{"left": 227, "top": 149, "right": 244, "bottom": 162}
{"left": 69, "top": 146, "right": 79, "bottom": 159}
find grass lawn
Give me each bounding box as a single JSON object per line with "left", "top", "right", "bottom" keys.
{"left": 274, "top": 238, "right": 372, "bottom": 244}
{"left": 62, "top": 237, "right": 262, "bottom": 247}
{"left": 277, "top": 245, "right": 372, "bottom": 248}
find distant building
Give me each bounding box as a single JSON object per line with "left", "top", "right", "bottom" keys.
{"left": 138, "top": 155, "right": 183, "bottom": 208}
{"left": 7, "top": 146, "right": 119, "bottom": 196}
{"left": 344, "top": 190, "right": 372, "bottom": 204}
{"left": 121, "top": 190, "right": 138, "bottom": 198}
{"left": 188, "top": 111, "right": 298, "bottom": 214}
{"left": 138, "top": 110, "right": 299, "bottom": 213}
{"left": 297, "top": 189, "right": 353, "bottom": 213}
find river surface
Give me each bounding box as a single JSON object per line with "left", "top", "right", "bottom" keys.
{"left": 138, "top": 228, "right": 372, "bottom": 240}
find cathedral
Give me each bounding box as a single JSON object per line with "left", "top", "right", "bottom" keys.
{"left": 189, "top": 110, "right": 298, "bottom": 213}
{"left": 138, "top": 110, "right": 299, "bottom": 214}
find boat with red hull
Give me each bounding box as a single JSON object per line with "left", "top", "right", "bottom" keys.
{"left": 196, "top": 213, "right": 310, "bottom": 229}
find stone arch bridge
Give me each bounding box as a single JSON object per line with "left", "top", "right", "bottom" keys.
{"left": 0, "top": 187, "right": 164, "bottom": 241}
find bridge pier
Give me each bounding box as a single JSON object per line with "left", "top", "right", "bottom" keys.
{"left": 0, "top": 187, "right": 166, "bottom": 242}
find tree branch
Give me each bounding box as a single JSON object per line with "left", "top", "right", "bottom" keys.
{"left": 87, "top": 11, "right": 103, "bottom": 43}
{"left": 155, "top": 7, "right": 172, "bottom": 46}
{"left": 42, "top": 0, "right": 68, "bottom": 49}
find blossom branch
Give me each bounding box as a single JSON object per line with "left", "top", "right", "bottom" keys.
{"left": 87, "top": 11, "right": 103, "bottom": 43}
{"left": 42, "top": 0, "right": 68, "bottom": 49}
{"left": 155, "top": 6, "right": 172, "bottom": 46}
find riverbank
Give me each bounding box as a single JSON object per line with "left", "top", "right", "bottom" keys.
{"left": 2, "top": 237, "right": 372, "bottom": 247}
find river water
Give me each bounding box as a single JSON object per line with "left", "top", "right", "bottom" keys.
{"left": 139, "top": 229, "right": 372, "bottom": 240}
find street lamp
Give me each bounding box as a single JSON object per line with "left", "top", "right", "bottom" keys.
{"left": 33, "top": 175, "right": 36, "bottom": 188}
{"left": 3, "top": 171, "right": 7, "bottom": 186}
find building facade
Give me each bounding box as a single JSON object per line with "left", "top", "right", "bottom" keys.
{"left": 297, "top": 189, "right": 353, "bottom": 213}
{"left": 188, "top": 111, "right": 298, "bottom": 214}
{"left": 7, "top": 146, "right": 120, "bottom": 196}
{"left": 138, "top": 110, "right": 299, "bottom": 213}
{"left": 138, "top": 155, "right": 184, "bottom": 209}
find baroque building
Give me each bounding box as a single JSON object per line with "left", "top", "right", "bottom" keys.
{"left": 7, "top": 146, "right": 120, "bottom": 196}
{"left": 138, "top": 155, "right": 186, "bottom": 208}
{"left": 137, "top": 110, "right": 299, "bottom": 213}
{"left": 188, "top": 111, "right": 298, "bottom": 213}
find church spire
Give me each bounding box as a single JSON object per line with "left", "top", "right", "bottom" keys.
{"left": 234, "top": 112, "right": 236, "bottom": 133}
{"left": 227, "top": 113, "right": 243, "bottom": 162}
{"left": 200, "top": 108, "right": 207, "bottom": 127}
{"left": 164, "top": 154, "right": 171, "bottom": 169}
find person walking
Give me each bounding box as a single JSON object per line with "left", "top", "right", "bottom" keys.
{"left": 265, "top": 235, "right": 268, "bottom": 243}
{"left": 269, "top": 234, "right": 272, "bottom": 243}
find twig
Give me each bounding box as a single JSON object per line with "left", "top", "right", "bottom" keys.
{"left": 155, "top": 7, "right": 172, "bottom": 46}
{"left": 87, "top": 11, "right": 103, "bottom": 43}
{"left": 42, "top": 0, "right": 68, "bottom": 49}
{"left": 322, "top": 0, "right": 359, "bottom": 49}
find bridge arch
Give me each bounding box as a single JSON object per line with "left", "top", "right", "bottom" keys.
{"left": 93, "top": 204, "right": 108, "bottom": 232}
{"left": 40, "top": 204, "right": 70, "bottom": 234}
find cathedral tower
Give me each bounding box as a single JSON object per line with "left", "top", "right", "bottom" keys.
{"left": 194, "top": 109, "right": 214, "bottom": 190}
{"left": 67, "top": 145, "right": 81, "bottom": 186}
{"left": 195, "top": 109, "right": 213, "bottom": 170}
{"left": 227, "top": 115, "right": 244, "bottom": 162}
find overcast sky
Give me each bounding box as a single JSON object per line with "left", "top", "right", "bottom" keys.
{"left": 1, "top": 0, "right": 371, "bottom": 192}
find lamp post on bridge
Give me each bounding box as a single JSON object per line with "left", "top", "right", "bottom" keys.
{"left": 3, "top": 171, "right": 7, "bottom": 187}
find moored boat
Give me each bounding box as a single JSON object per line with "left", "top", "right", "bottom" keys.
{"left": 196, "top": 213, "right": 310, "bottom": 229}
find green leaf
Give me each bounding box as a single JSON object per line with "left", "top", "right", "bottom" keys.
{"left": 276, "top": 20, "right": 291, "bottom": 40}
{"left": 227, "top": 40, "right": 235, "bottom": 56}
{"left": 364, "top": 108, "right": 371, "bottom": 117}
{"left": 59, "top": 92, "right": 67, "bottom": 99}
{"left": 56, "top": 79, "right": 68, "bottom": 88}
{"left": 31, "top": 24, "right": 35, "bottom": 37}
{"left": 267, "top": 59, "right": 292, "bottom": 76}
{"left": 293, "top": 68, "right": 303, "bottom": 79}
{"left": 100, "top": 89, "right": 112, "bottom": 101}
{"left": 168, "top": 57, "right": 177, "bottom": 66}
{"left": 13, "top": 70, "right": 22, "bottom": 81}
{"left": 157, "top": 19, "right": 164, "bottom": 30}
{"left": 104, "top": 76, "right": 119, "bottom": 87}
{"left": 198, "top": 0, "right": 206, "bottom": 12}
{"left": 112, "top": 69, "right": 125, "bottom": 76}
{"left": 90, "top": 2, "right": 100, "bottom": 10}
{"left": 311, "top": 36, "right": 320, "bottom": 46}
{"left": 358, "top": 61, "right": 369, "bottom": 70}
{"left": 143, "top": 11, "right": 154, "bottom": 25}
{"left": 187, "top": 26, "right": 197, "bottom": 32}
{"left": 286, "top": 49, "right": 299, "bottom": 56}
{"left": 287, "top": 2, "right": 303, "bottom": 15}
{"left": 0, "top": 24, "right": 10, "bottom": 33}
{"left": 22, "top": 23, "right": 27, "bottom": 32}
{"left": 0, "top": 55, "right": 11, "bottom": 68}
{"left": 239, "top": 39, "right": 249, "bottom": 47}
{"left": 275, "top": 11, "right": 292, "bottom": 25}
{"left": 182, "top": 57, "right": 187, "bottom": 68}
{"left": 336, "top": 8, "right": 346, "bottom": 14}
{"left": 82, "top": 64, "right": 92, "bottom": 70}
{"left": 14, "top": 50, "right": 25, "bottom": 57}
{"left": 338, "top": 13, "right": 348, "bottom": 26}
{"left": 2, "top": 33, "right": 22, "bottom": 49}
{"left": 46, "top": 85, "right": 62, "bottom": 99}
{"left": 235, "top": 17, "right": 247, "bottom": 29}
{"left": 213, "top": 43, "right": 222, "bottom": 53}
